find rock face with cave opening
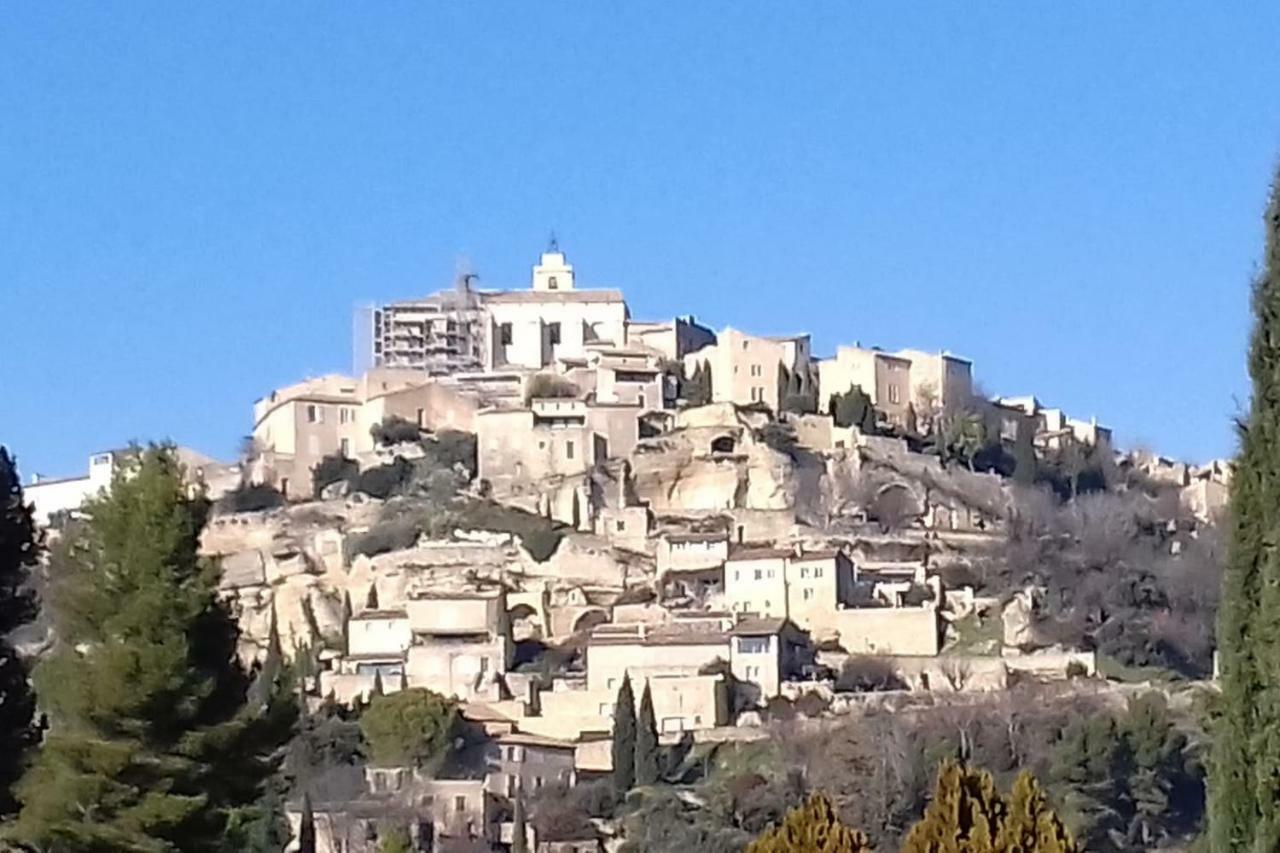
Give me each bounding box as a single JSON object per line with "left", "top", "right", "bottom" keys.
{"left": 628, "top": 403, "right": 797, "bottom": 514}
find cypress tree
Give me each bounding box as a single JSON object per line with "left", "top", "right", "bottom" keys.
{"left": 298, "top": 792, "right": 316, "bottom": 853}
{"left": 612, "top": 673, "right": 636, "bottom": 797}
{"left": 1210, "top": 170, "right": 1280, "bottom": 853}
{"left": 511, "top": 786, "right": 529, "bottom": 853}
{"left": 635, "top": 681, "right": 659, "bottom": 786}
{"left": 10, "top": 446, "right": 295, "bottom": 851}
{"left": 0, "top": 447, "right": 39, "bottom": 816}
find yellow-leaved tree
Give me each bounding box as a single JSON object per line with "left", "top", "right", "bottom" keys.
{"left": 747, "top": 793, "right": 873, "bottom": 853}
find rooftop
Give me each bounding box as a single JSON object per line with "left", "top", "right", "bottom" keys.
{"left": 480, "top": 289, "right": 624, "bottom": 305}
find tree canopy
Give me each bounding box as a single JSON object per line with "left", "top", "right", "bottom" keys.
{"left": 1209, "top": 168, "right": 1280, "bottom": 852}
{"left": 10, "top": 445, "right": 296, "bottom": 852}
{"left": 0, "top": 447, "right": 39, "bottom": 816}
{"left": 359, "top": 687, "right": 457, "bottom": 769}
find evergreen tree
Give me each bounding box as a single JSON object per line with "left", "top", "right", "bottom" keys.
{"left": 10, "top": 446, "right": 295, "bottom": 851}
{"left": 746, "top": 793, "right": 872, "bottom": 853}
{"left": 1012, "top": 417, "right": 1038, "bottom": 486}
{"left": 1210, "top": 170, "right": 1280, "bottom": 853}
{"left": 635, "top": 682, "right": 660, "bottom": 786}
{"left": 902, "top": 760, "right": 1078, "bottom": 853}
{"left": 995, "top": 773, "right": 1077, "bottom": 853}
{"left": 612, "top": 673, "right": 636, "bottom": 797}
{"left": 298, "top": 792, "right": 316, "bottom": 853}
{"left": 0, "top": 447, "right": 39, "bottom": 816}
{"left": 831, "top": 385, "right": 875, "bottom": 432}
{"left": 511, "top": 786, "right": 529, "bottom": 853}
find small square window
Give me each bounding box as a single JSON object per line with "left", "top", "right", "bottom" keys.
{"left": 499, "top": 323, "right": 513, "bottom": 345}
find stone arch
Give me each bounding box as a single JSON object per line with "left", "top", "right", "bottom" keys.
{"left": 570, "top": 607, "right": 610, "bottom": 635}
{"left": 508, "top": 602, "right": 543, "bottom": 641}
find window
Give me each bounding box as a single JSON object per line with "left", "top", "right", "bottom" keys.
{"left": 548, "top": 275, "right": 559, "bottom": 290}
{"left": 416, "top": 407, "right": 425, "bottom": 427}
{"left": 733, "top": 570, "right": 740, "bottom": 581}
{"left": 803, "top": 588, "right": 815, "bottom": 600}
{"left": 499, "top": 323, "right": 513, "bottom": 345}
{"left": 339, "top": 407, "right": 351, "bottom": 424}
{"left": 754, "top": 569, "right": 763, "bottom": 580}
{"left": 548, "top": 322, "right": 562, "bottom": 345}
{"left": 800, "top": 567, "right": 809, "bottom": 579}
{"left": 814, "top": 567, "right": 824, "bottom": 578}
{"left": 454, "top": 796, "right": 467, "bottom": 812}
{"left": 534, "top": 776, "right": 544, "bottom": 789}
{"left": 306, "top": 404, "right": 322, "bottom": 424}
{"left": 565, "top": 440, "right": 574, "bottom": 460}
{"left": 736, "top": 636, "right": 769, "bottom": 654}
{"left": 767, "top": 569, "right": 775, "bottom": 579}
{"left": 889, "top": 384, "right": 901, "bottom": 404}
{"left": 340, "top": 438, "right": 350, "bottom": 456}
{"left": 638, "top": 393, "right": 645, "bottom": 408}
{"left": 751, "top": 364, "right": 761, "bottom": 377}
{"left": 616, "top": 520, "right": 626, "bottom": 532}
{"left": 742, "top": 340, "right": 749, "bottom": 350}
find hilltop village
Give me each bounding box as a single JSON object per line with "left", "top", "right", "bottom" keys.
{"left": 23, "top": 246, "right": 1231, "bottom": 852}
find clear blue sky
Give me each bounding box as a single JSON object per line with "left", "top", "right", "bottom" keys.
{"left": 3, "top": 4, "right": 1278, "bottom": 479}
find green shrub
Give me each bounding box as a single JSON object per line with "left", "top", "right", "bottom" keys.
{"left": 216, "top": 482, "right": 286, "bottom": 513}
{"left": 346, "top": 518, "right": 421, "bottom": 560}
{"left": 353, "top": 458, "right": 413, "bottom": 499}
{"left": 421, "top": 430, "right": 477, "bottom": 480}
{"left": 371, "top": 415, "right": 422, "bottom": 446}
{"left": 312, "top": 452, "right": 358, "bottom": 498}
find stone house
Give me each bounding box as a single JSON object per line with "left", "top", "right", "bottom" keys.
{"left": 682, "top": 327, "right": 813, "bottom": 412}
{"left": 486, "top": 732, "right": 577, "bottom": 798}
{"left": 817, "top": 346, "right": 913, "bottom": 427}
{"left": 722, "top": 546, "right": 856, "bottom": 631}
{"left": 728, "top": 617, "right": 812, "bottom": 700}
{"left": 625, "top": 315, "right": 716, "bottom": 362}
{"left": 656, "top": 532, "right": 730, "bottom": 597}
{"left": 252, "top": 369, "right": 478, "bottom": 499}
{"left": 405, "top": 589, "right": 512, "bottom": 703}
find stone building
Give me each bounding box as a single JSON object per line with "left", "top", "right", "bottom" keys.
{"left": 483, "top": 249, "right": 629, "bottom": 372}
{"left": 251, "top": 369, "right": 478, "bottom": 499}
{"left": 723, "top": 546, "right": 856, "bottom": 630}
{"left": 625, "top": 315, "right": 716, "bottom": 361}
{"left": 682, "top": 327, "right": 813, "bottom": 412}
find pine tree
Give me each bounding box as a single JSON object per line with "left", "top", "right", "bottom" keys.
{"left": 298, "top": 792, "right": 316, "bottom": 853}
{"left": 0, "top": 447, "right": 39, "bottom": 817}
{"left": 1210, "top": 169, "right": 1280, "bottom": 853}
{"left": 746, "top": 793, "right": 872, "bottom": 853}
{"left": 511, "top": 786, "right": 529, "bottom": 853}
{"left": 635, "top": 681, "right": 660, "bottom": 786}
{"left": 9, "top": 446, "right": 295, "bottom": 851}
{"left": 612, "top": 673, "right": 636, "bottom": 797}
